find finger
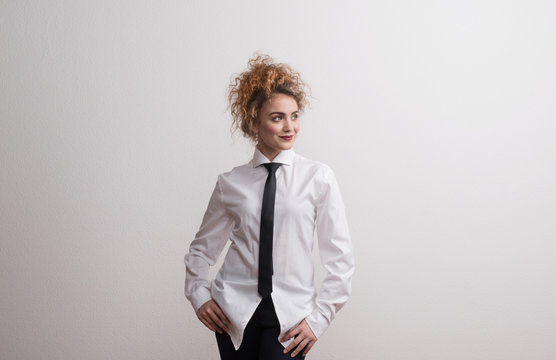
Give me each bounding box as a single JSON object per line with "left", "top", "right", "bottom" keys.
{"left": 213, "top": 306, "right": 231, "bottom": 325}
{"left": 291, "top": 338, "right": 310, "bottom": 358}
{"left": 209, "top": 312, "right": 229, "bottom": 333}
{"left": 201, "top": 306, "right": 225, "bottom": 332}
{"left": 283, "top": 335, "right": 301, "bottom": 353}
{"left": 203, "top": 314, "right": 222, "bottom": 333}
{"left": 302, "top": 340, "right": 315, "bottom": 357}
{"left": 280, "top": 325, "right": 301, "bottom": 342}
{"left": 211, "top": 315, "right": 228, "bottom": 332}
{"left": 198, "top": 316, "right": 215, "bottom": 332}
{"left": 283, "top": 334, "right": 303, "bottom": 354}
{"left": 199, "top": 310, "right": 224, "bottom": 334}
{"left": 213, "top": 305, "right": 230, "bottom": 323}
{"left": 203, "top": 302, "right": 229, "bottom": 331}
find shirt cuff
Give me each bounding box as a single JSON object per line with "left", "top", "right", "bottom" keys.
{"left": 304, "top": 308, "right": 330, "bottom": 339}
{"left": 189, "top": 286, "right": 212, "bottom": 312}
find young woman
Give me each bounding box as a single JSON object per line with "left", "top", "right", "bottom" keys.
{"left": 184, "top": 55, "right": 354, "bottom": 359}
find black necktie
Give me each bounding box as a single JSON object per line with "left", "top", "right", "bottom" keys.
{"left": 258, "top": 162, "right": 281, "bottom": 298}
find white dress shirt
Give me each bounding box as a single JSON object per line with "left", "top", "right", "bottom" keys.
{"left": 184, "top": 148, "right": 354, "bottom": 350}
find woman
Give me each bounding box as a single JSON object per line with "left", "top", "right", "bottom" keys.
{"left": 184, "top": 55, "right": 354, "bottom": 359}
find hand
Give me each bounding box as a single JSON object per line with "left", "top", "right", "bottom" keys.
{"left": 196, "top": 299, "right": 230, "bottom": 334}
{"left": 280, "top": 319, "right": 317, "bottom": 357}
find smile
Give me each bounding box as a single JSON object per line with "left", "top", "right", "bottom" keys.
{"left": 279, "top": 135, "right": 294, "bottom": 141}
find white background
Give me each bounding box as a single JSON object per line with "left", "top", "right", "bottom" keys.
{"left": 1, "top": 1, "right": 555, "bottom": 359}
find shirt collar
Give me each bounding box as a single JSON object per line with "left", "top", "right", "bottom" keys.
{"left": 252, "top": 148, "right": 295, "bottom": 167}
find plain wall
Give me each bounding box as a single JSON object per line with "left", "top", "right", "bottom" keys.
{"left": 1, "top": 0, "right": 555, "bottom": 359}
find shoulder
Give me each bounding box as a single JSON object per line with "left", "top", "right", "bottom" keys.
{"left": 292, "top": 153, "right": 335, "bottom": 180}
{"left": 215, "top": 161, "right": 255, "bottom": 185}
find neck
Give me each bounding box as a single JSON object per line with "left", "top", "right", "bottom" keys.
{"left": 256, "top": 144, "right": 281, "bottom": 162}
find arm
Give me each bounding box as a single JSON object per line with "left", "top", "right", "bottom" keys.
{"left": 282, "top": 166, "right": 355, "bottom": 356}
{"left": 184, "top": 176, "right": 234, "bottom": 324}
{"left": 305, "top": 166, "right": 355, "bottom": 338}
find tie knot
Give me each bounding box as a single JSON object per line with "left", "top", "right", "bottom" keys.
{"left": 263, "top": 162, "right": 281, "bottom": 174}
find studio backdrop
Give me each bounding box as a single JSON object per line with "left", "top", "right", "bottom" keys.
{"left": 1, "top": 1, "right": 555, "bottom": 359}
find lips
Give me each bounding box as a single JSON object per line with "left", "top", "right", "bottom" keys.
{"left": 279, "top": 135, "right": 294, "bottom": 141}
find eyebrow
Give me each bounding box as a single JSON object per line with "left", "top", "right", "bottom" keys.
{"left": 268, "top": 110, "right": 299, "bottom": 116}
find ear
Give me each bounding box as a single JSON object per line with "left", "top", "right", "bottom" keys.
{"left": 252, "top": 119, "right": 260, "bottom": 134}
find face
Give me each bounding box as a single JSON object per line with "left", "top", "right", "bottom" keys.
{"left": 255, "top": 93, "right": 300, "bottom": 161}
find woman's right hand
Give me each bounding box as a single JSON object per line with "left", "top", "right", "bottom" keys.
{"left": 196, "top": 299, "right": 230, "bottom": 334}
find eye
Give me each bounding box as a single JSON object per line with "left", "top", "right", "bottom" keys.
{"left": 272, "top": 116, "right": 283, "bottom": 122}
{"left": 292, "top": 114, "right": 299, "bottom": 120}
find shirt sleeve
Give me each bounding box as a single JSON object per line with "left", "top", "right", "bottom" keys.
{"left": 305, "top": 166, "right": 355, "bottom": 338}
{"left": 184, "top": 176, "right": 234, "bottom": 312}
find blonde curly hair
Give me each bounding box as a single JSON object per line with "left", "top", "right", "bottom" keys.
{"left": 228, "top": 55, "right": 308, "bottom": 141}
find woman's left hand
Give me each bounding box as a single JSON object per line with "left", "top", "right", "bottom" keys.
{"left": 280, "top": 319, "right": 317, "bottom": 357}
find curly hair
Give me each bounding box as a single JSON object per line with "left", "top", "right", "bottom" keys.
{"left": 228, "top": 54, "right": 308, "bottom": 142}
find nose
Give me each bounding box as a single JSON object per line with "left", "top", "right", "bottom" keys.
{"left": 283, "top": 117, "right": 293, "bottom": 132}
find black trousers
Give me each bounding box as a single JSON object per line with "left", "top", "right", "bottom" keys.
{"left": 215, "top": 296, "right": 306, "bottom": 360}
